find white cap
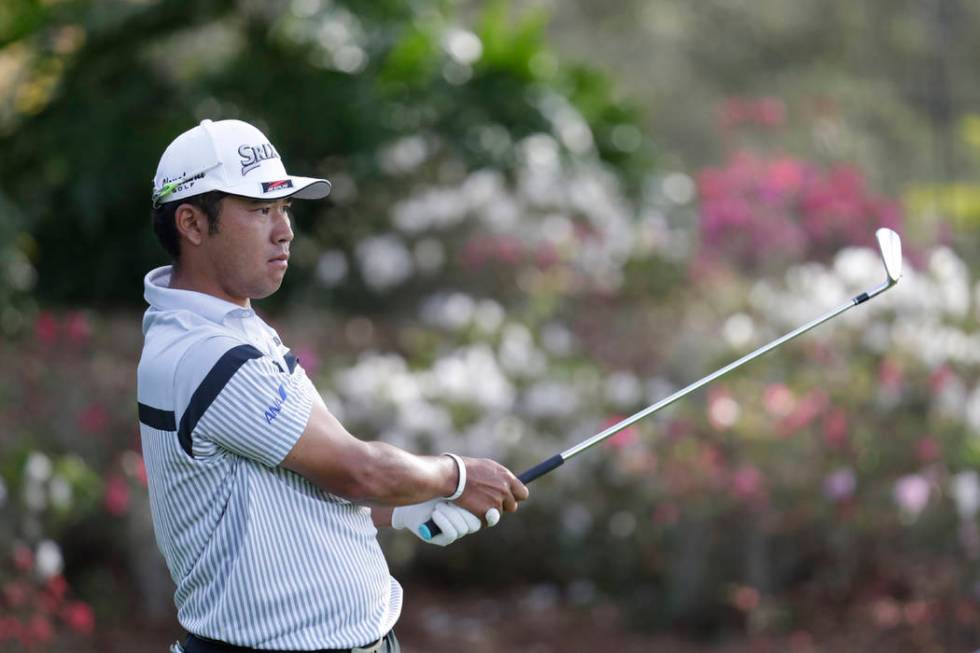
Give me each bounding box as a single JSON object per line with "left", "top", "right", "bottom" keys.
{"left": 152, "top": 119, "right": 331, "bottom": 207}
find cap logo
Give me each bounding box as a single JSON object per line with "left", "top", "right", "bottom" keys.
{"left": 262, "top": 180, "right": 294, "bottom": 193}
{"left": 239, "top": 143, "right": 280, "bottom": 176}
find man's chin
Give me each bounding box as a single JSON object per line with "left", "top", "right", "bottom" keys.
{"left": 249, "top": 279, "right": 284, "bottom": 300}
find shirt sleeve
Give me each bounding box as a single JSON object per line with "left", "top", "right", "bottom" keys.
{"left": 176, "top": 337, "right": 316, "bottom": 467}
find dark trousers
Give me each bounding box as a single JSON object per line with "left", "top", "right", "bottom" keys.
{"left": 181, "top": 629, "right": 399, "bottom": 653}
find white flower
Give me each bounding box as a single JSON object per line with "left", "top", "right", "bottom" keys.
{"left": 929, "top": 247, "right": 970, "bottom": 318}
{"left": 524, "top": 380, "right": 579, "bottom": 418}
{"left": 420, "top": 292, "right": 475, "bottom": 331}
{"left": 424, "top": 345, "right": 515, "bottom": 411}
{"left": 952, "top": 472, "right": 980, "bottom": 520}
{"left": 35, "top": 540, "right": 63, "bottom": 580}
{"left": 499, "top": 323, "right": 544, "bottom": 377}
{"left": 25, "top": 452, "right": 52, "bottom": 483}
{"left": 967, "top": 385, "right": 980, "bottom": 436}
{"left": 723, "top": 313, "right": 755, "bottom": 350}
{"left": 355, "top": 234, "right": 413, "bottom": 291}
{"left": 413, "top": 239, "right": 445, "bottom": 273}
{"left": 442, "top": 28, "right": 482, "bottom": 65}
{"left": 605, "top": 371, "right": 642, "bottom": 408}
{"left": 49, "top": 475, "right": 72, "bottom": 510}
{"left": 473, "top": 299, "right": 505, "bottom": 335}
{"left": 315, "top": 250, "right": 348, "bottom": 287}
{"left": 379, "top": 136, "right": 429, "bottom": 176}
{"left": 661, "top": 173, "right": 695, "bottom": 205}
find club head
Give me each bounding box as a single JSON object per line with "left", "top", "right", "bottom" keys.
{"left": 875, "top": 228, "right": 903, "bottom": 286}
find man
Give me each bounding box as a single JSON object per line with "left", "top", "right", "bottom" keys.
{"left": 136, "top": 119, "right": 529, "bottom": 653}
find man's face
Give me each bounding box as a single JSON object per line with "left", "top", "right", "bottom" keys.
{"left": 203, "top": 196, "right": 294, "bottom": 302}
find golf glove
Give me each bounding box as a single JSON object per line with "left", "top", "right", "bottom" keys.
{"left": 392, "top": 499, "right": 481, "bottom": 546}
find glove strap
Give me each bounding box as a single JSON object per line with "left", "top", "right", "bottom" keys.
{"left": 442, "top": 453, "right": 466, "bottom": 501}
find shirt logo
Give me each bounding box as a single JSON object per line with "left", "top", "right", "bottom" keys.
{"left": 262, "top": 179, "right": 293, "bottom": 193}
{"left": 239, "top": 143, "right": 281, "bottom": 176}
{"left": 264, "top": 383, "right": 288, "bottom": 423}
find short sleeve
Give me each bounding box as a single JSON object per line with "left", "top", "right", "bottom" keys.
{"left": 176, "top": 338, "right": 315, "bottom": 466}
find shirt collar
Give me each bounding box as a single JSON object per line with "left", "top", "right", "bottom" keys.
{"left": 143, "top": 266, "right": 254, "bottom": 324}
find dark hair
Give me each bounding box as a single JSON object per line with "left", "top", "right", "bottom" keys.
{"left": 151, "top": 191, "right": 228, "bottom": 262}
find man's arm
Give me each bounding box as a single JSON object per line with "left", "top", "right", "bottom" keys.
{"left": 282, "top": 397, "right": 528, "bottom": 522}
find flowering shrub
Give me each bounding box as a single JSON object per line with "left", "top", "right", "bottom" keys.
{"left": 696, "top": 151, "right": 903, "bottom": 274}
{"left": 0, "top": 311, "right": 155, "bottom": 650}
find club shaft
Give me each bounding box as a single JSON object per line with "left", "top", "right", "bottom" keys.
{"left": 559, "top": 282, "right": 888, "bottom": 462}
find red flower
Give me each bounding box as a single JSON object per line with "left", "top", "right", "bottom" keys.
{"left": 61, "top": 601, "right": 95, "bottom": 634}
{"left": 103, "top": 474, "right": 130, "bottom": 516}
{"left": 822, "top": 409, "right": 849, "bottom": 448}
{"left": 45, "top": 575, "right": 68, "bottom": 603}
{"left": 27, "top": 615, "right": 53, "bottom": 644}
{"left": 64, "top": 311, "right": 93, "bottom": 346}
{"left": 34, "top": 311, "right": 58, "bottom": 346}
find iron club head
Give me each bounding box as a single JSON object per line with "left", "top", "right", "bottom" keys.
{"left": 875, "top": 228, "right": 903, "bottom": 286}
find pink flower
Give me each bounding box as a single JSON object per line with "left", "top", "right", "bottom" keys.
{"left": 823, "top": 468, "right": 856, "bottom": 501}
{"left": 778, "top": 390, "right": 828, "bottom": 436}
{"left": 916, "top": 437, "right": 941, "bottom": 463}
{"left": 601, "top": 416, "right": 638, "bottom": 450}
{"left": 64, "top": 311, "right": 92, "bottom": 346}
{"left": 731, "top": 465, "right": 765, "bottom": 501}
{"left": 763, "top": 383, "right": 795, "bottom": 418}
{"left": 822, "top": 409, "right": 849, "bottom": 448}
{"left": 61, "top": 601, "right": 95, "bottom": 634}
{"left": 707, "top": 387, "right": 739, "bottom": 431}
{"left": 894, "top": 474, "right": 930, "bottom": 519}
{"left": 103, "top": 474, "right": 130, "bottom": 516}
{"left": 34, "top": 311, "right": 58, "bottom": 346}
{"left": 27, "top": 615, "right": 52, "bottom": 644}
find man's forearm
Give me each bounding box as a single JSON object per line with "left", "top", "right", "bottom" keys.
{"left": 350, "top": 441, "right": 459, "bottom": 506}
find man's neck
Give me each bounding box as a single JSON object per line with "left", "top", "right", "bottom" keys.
{"left": 169, "top": 264, "right": 250, "bottom": 309}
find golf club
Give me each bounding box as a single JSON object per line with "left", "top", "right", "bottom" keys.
{"left": 420, "top": 228, "right": 903, "bottom": 540}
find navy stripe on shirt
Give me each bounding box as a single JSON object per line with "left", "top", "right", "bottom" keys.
{"left": 177, "top": 344, "right": 263, "bottom": 457}
{"left": 284, "top": 351, "right": 299, "bottom": 373}
{"left": 138, "top": 403, "right": 176, "bottom": 431}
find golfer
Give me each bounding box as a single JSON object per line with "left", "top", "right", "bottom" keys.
{"left": 136, "top": 119, "right": 529, "bottom": 653}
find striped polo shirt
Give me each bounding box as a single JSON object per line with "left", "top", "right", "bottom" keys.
{"left": 136, "top": 266, "right": 402, "bottom": 649}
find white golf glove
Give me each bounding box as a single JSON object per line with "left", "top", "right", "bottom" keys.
{"left": 392, "top": 499, "right": 481, "bottom": 546}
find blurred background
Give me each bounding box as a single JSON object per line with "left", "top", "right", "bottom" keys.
{"left": 1, "top": 0, "right": 979, "bottom": 651}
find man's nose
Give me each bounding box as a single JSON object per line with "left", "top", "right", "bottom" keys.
{"left": 273, "top": 207, "right": 294, "bottom": 243}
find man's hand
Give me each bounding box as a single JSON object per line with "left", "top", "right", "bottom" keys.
{"left": 392, "top": 499, "right": 481, "bottom": 546}
{"left": 454, "top": 457, "right": 529, "bottom": 527}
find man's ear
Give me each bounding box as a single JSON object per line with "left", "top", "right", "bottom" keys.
{"left": 174, "top": 204, "right": 208, "bottom": 247}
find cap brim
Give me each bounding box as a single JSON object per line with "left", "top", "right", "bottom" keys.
{"left": 226, "top": 175, "right": 331, "bottom": 201}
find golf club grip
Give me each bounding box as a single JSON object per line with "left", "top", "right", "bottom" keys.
{"left": 419, "top": 454, "right": 565, "bottom": 540}
{"left": 517, "top": 453, "right": 565, "bottom": 483}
